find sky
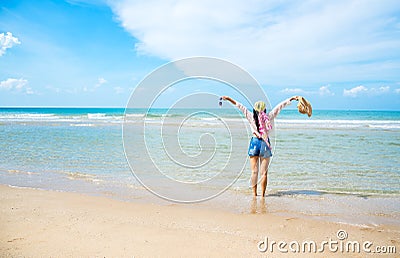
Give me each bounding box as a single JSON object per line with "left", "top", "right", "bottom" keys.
{"left": 0, "top": 0, "right": 400, "bottom": 110}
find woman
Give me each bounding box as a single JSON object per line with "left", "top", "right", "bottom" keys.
{"left": 221, "top": 95, "right": 299, "bottom": 197}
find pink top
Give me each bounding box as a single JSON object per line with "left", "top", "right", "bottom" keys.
{"left": 258, "top": 111, "right": 272, "bottom": 137}
{"left": 235, "top": 98, "right": 292, "bottom": 140}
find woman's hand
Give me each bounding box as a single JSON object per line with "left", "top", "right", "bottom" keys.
{"left": 290, "top": 96, "right": 300, "bottom": 101}
{"left": 221, "top": 96, "right": 236, "bottom": 105}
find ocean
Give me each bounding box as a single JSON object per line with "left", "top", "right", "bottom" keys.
{"left": 1, "top": 107, "right": 399, "bottom": 225}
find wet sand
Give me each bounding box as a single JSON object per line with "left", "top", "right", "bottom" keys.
{"left": 1, "top": 184, "right": 399, "bottom": 257}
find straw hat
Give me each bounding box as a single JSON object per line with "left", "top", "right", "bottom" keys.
{"left": 297, "top": 97, "right": 312, "bottom": 117}
{"left": 254, "top": 101, "right": 266, "bottom": 112}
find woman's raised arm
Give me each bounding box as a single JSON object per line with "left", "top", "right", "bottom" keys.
{"left": 221, "top": 96, "right": 237, "bottom": 105}
{"left": 268, "top": 96, "right": 299, "bottom": 119}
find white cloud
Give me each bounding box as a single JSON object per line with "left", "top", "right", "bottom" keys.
{"left": 109, "top": 0, "right": 400, "bottom": 85}
{"left": 0, "top": 78, "right": 33, "bottom": 94}
{"left": 83, "top": 77, "right": 108, "bottom": 92}
{"left": 45, "top": 85, "right": 62, "bottom": 93}
{"left": 0, "top": 32, "right": 21, "bottom": 56}
{"left": 318, "top": 85, "right": 334, "bottom": 96}
{"left": 95, "top": 77, "right": 107, "bottom": 88}
{"left": 98, "top": 77, "right": 107, "bottom": 84}
{"left": 65, "top": 88, "right": 79, "bottom": 94}
{"left": 395, "top": 88, "right": 400, "bottom": 94}
{"left": 370, "top": 86, "right": 390, "bottom": 94}
{"left": 343, "top": 85, "right": 368, "bottom": 97}
{"left": 280, "top": 88, "right": 306, "bottom": 94}
{"left": 114, "top": 86, "right": 125, "bottom": 94}
{"left": 280, "top": 85, "right": 334, "bottom": 96}
{"left": 25, "top": 88, "right": 34, "bottom": 95}
{"left": 343, "top": 85, "right": 390, "bottom": 97}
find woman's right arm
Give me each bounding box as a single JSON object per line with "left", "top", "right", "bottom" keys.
{"left": 221, "top": 96, "right": 255, "bottom": 128}
{"left": 221, "top": 96, "right": 236, "bottom": 105}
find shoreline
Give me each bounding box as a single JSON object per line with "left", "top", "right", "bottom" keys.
{"left": 1, "top": 184, "right": 399, "bottom": 257}
{"left": 2, "top": 168, "right": 400, "bottom": 228}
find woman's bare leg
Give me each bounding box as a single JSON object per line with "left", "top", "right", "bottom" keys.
{"left": 260, "top": 157, "right": 270, "bottom": 197}
{"left": 249, "top": 156, "right": 259, "bottom": 196}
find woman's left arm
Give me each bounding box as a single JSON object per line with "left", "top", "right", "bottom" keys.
{"left": 268, "top": 96, "right": 299, "bottom": 119}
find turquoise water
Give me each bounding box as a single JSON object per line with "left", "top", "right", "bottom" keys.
{"left": 0, "top": 107, "right": 399, "bottom": 198}
{"left": 0, "top": 106, "right": 400, "bottom": 224}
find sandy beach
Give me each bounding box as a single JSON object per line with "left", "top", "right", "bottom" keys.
{"left": 1, "top": 184, "right": 399, "bottom": 257}
{"left": 3, "top": 0, "right": 400, "bottom": 257}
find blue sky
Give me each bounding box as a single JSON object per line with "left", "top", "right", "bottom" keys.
{"left": 1, "top": 0, "right": 400, "bottom": 110}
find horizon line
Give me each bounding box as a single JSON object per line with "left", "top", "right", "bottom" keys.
{"left": 0, "top": 106, "right": 399, "bottom": 112}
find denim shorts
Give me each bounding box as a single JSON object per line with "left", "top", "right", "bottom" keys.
{"left": 247, "top": 137, "right": 272, "bottom": 158}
